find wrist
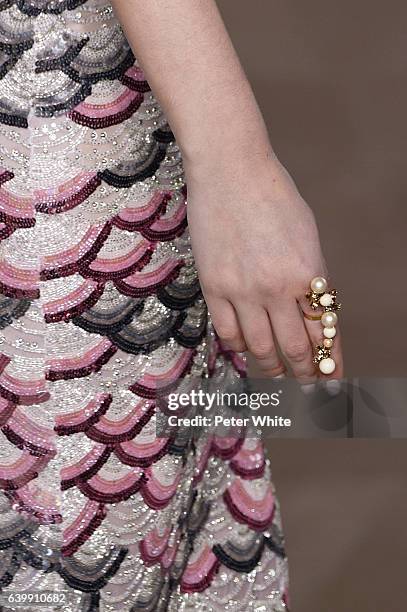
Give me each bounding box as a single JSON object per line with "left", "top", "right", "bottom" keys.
{"left": 183, "top": 144, "right": 291, "bottom": 193}
{"left": 176, "top": 100, "right": 275, "bottom": 176}
{"left": 182, "top": 138, "right": 278, "bottom": 183}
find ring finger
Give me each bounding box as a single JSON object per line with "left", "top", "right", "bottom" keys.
{"left": 268, "top": 298, "right": 317, "bottom": 383}
{"left": 235, "top": 303, "right": 285, "bottom": 377}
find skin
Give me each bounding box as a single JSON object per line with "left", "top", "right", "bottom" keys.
{"left": 111, "top": 0, "right": 344, "bottom": 385}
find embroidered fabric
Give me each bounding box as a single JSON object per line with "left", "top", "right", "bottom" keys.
{"left": 0, "top": 1, "right": 289, "bottom": 609}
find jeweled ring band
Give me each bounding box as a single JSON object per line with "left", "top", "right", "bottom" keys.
{"left": 305, "top": 276, "right": 342, "bottom": 375}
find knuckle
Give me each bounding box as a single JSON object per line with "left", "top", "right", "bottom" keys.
{"left": 249, "top": 342, "right": 274, "bottom": 360}
{"left": 268, "top": 277, "right": 293, "bottom": 299}
{"left": 253, "top": 275, "right": 272, "bottom": 295}
{"left": 273, "top": 277, "right": 289, "bottom": 293}
{"left": 256, "top": 359, "right": 279, "bottom": 373}
{"left": 284, "top": 341, "right": 310, "bottom": 362}
{"left": 204, "top": 275, "right": 238, "bottom": 298}
{"left": 202, "top": 281, "right": 222, "bottom": 298}
{"left": 231, "top": 342, "right": 247, "bottom": 353}
{"left": 215, "top": 324, "right": 239, "bottom": 344}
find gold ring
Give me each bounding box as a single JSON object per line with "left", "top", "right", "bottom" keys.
{"left": 305, "top": 277, "right": 342, "bottom": 375}
{"left": 302, "top": 312, "right": 322, "bottom": 321}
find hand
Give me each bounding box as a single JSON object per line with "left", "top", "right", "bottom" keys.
{"left": 185, "top": 156, "right": 344, "bottom": 384}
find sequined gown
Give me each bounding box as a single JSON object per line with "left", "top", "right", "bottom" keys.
{"left": 0, "top": 1, "right": 289, "bottom": 610}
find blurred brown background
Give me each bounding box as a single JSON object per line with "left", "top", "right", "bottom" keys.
{"left": 216, "top": 1, "right": 407, "bottom": 610}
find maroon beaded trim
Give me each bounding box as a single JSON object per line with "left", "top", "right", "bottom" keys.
{"left": 0, "top": 385, "right": 50, "bottom": 407}
{"left": 40, "top": 221, "right": 112, "bottom": 280}
{"left": 114, "top": 262, "right": 183, "bottom": 299}
{"left": 120, "top": 74, "right": 151, "bottom": 93}
{"left": 44, "top": 282, "right": 105, "bottom": 324}
{"left": 112, "top": 193, "right": 171, "bottom": 232}
{"left": 4, "top": 490, "right": 62, "bottom": 525}
{"left": 139, "top": 537, "right": 167, "bottom": 567}
{"left": 0, "top": 400, "right": 15, "bottom": 427}
{"left": 54, "top": 394, "right": 112, "bottom": 436}
{"left": 141, "top": 216, "right": 188, "bottom": 242}
{"left": 0, "top": 385, "right": 21, "bottom": 405}
{"left": 0, "top": 170, "right": 14, "bottom": 185}
{"left": 211, "top": 438, "right": 244, "bottom": 461}
{"left": 0, "top": 211, "right": 35, "bottom": 228}
{"left": 61, "top": 503, "right": 107, "bottom": 557}
{"left": 128, "top": 349, "right": 196, "bottom": 399}
{"left": 86, "top": 403, "right": 155, "bottom": 444}
{"left": 229, "top": 458, "right": 266, "bottom": 481}
{"left": 68, "top": 93, "right": 143, "bottom": 130}
{"left": 80, "top": 246, "right": 154, "bottom": 281}
{"left": 2, "top": 425, "right": 56, "bottom": 459}
{"left": 141, "top": 480, "right": 177, "bottom": 511}
{"left": 46, "top": 344, "right": 118, "bottom": 381}
{"left": 222, "top": 489, "right": 275, "bottom": 532}
{"left": 35, "top": 174, "right": 102, "bottom": 214}
{"left": 77, "top": 471, "right": 147, "bottom": 504}
{"left": 180, "top": 558, "right": 221, "bottom": 594}
{"left": 0, "top": 282, "right": 39, "bottom": 300}
{"left": 114, "top": 437, "right": 171, "bottom": 468}
{"left": 0, "top": 225, "right": 15, "bottom": 240}
{"left": 0, "top": 455, "right": 51, "bottom": 490}
{"left": 61, "top": 446, "right": 111, "bottom": 491}
{"left": 0, "top": 353, "right": 10, "bottom": 373}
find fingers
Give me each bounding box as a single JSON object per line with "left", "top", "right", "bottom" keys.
{"left": 206, "top": 281, "right": 344, "bottom": 386}
{"left": 206, "top": 296, "right": 247, "bottom": 352}
{"left": 268, "top": 299, "right": 317, "bottom": 384}
{"left": 235, "top": 304, "right": 285, "bottom": 377}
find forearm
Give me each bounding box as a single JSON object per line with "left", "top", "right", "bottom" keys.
{"left": 111, "top": 0, "right": 275, "bottom": 174}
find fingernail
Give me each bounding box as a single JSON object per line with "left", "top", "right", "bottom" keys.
{"left": 272, "top": 373, "right": 286, "bottom": 379}
{"left": 324, "top": 379, "right": 341, "bottom": 396}
{"left": 301, "top": 383, "right": 316, "bottom": 395}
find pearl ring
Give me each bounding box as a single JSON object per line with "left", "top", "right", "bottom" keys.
{"left": 305, "top": 277, "right": 341, "bottom": 375}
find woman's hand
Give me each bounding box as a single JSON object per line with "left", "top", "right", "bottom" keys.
{"left": 185, "top": 155, "right": 343, "bottom": 385}
{"left": 110, "top": 0, "right": 344, "bottom": 386}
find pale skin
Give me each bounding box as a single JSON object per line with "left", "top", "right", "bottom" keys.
{"left": 111, "top": 0, "right": 344, "bottom": 386}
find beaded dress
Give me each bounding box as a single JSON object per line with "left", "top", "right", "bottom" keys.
{"left": 0, "top": 1, "right": 289, "bottom": 610}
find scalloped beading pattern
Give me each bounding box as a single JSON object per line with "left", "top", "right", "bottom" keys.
{"left": 0, "top": 1, "right": 289, "bottom": 610}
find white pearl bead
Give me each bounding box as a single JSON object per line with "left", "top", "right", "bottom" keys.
{"left": 310, "top": 276, "right": 328, "bottom": 294}
{"left": 321, "top": 311, "right": 338, "bottom": 328}
{"left": 319, "top": 293, "right": 333, "bottom": 307}
{"left": 323, "top": 326, "right": 337, "bottom": 339}
{"left": 319, "top": 357, "right": 336, "bottom": 375}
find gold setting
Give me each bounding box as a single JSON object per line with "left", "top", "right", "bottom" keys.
{"left": 312, "top": 344, "right": 331, "bottom": 365}
{"left": 305, "top": 288, "right": 341, "bottom": 312}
